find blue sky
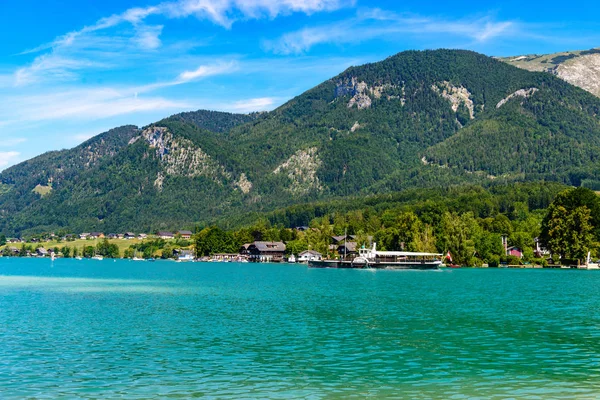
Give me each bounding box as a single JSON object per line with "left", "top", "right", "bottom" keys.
{"left": 1, "top": 0, "right": 599, "bottom": 170}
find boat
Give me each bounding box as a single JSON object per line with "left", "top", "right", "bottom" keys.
{"left": 132, "top": 257, "right": 145, "bottom": 261}
{"left": 75, "top": 256, "right": 83, "bottom": 260}
{"left": 308, "top": 243, "right": 442, "bottom": 270}
{"left": 91, "top": 255, "right": 104, "bottom": 261}
{"left": 288, "top": 254, "right": 296, "bottom": 263}
{"left": 578, "top": 252, "right": 600, "bottom": 270}
{"left": 178, "top": 253, "right": 194, "bottom": 262}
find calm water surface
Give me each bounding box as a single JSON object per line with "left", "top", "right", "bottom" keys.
{"left": 1, "top": 258, "right": 600, "bottom": 398}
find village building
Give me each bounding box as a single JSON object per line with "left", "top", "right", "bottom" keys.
{"left": 248, "top": 241, "right": 286, "bottom": 263}
{"left": 240, "top": 243, "right": 252, "bottom": 257}
{"left": 89, "top": 232, "right": 104, "bottom": 239}
{"left": 177, "top": 230, "right": 193, "bottom": 240}
{"left": 157, "top": 231, "right": 175, "bottom": 240}
{"left": 507, "top": 246, "right": 524, "bottom": 259}
{"left": 137, "top": 233, "right": 147, "bottom": 240}
{"left": 36, "top": 247, "right": 48, "bottom": 257}
{"left": 107, "top": 233, "right": 118, "bottom": 239}
{"left": 337, "top": 242, "right": 358, "bottom": 259}
{"left": 298, "top": 250, "right": 322, "bottom": 263}
{"left": 534, "top": 237, "right": 549, "bottom": 258}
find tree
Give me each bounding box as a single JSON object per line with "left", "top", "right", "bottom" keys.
{"left": 543, "top": 204, "right": 594, "bottom": 263}
{"left": 61, "top": 246, "right": 72, "bottom": 258}
{"left": 0, "top": 235, "right": 6, "bottom": 246}
{"left": 412, "top": 224, "right": 438, "bottom": 253}
{"left": 541, "top": 187, "right": 600, "bottom": 240}
{"left": 83, "top": 246, "right": 95, "bottom": 258}
{"left": 96, "top": 239, "right": 120, "bottom": 258}
{"left": 437, "top": 212, "right": 480, "bottom": 265}
{"left": 194, "top": 227, "right": 239, "bottom": 257}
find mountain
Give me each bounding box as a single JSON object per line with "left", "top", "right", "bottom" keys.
{"left": 2, "top": 49, "right": 600, "bottom": 236}
{"left": 499, "top": 48, "right": 600, "bottom": 97}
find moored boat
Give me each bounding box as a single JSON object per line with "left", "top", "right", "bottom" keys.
{"left": 578, "top": 252, "right": 600, "bottom": 270}
{"left": 309, "top": 244, "right": 442, "bottom": 270}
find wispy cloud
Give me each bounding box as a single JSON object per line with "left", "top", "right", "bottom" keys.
{"left": 226, "top": 97, "right": 277, "bottom": 113}
{"left": 14, "top": 0, "right": 352, "bottom": 87}
{"left": 177, "top": 61, "right": 239, "bottom": 82}
{"left": 0, "top": 138, "right": 27, "bottom": 147}
{"left": 2, "top": 88, "right": 189, "bottom": 123}
{"left": 265, "top": 9, "right": 516, "bottom": 54}
{"left": 0, "top": 152, "right": 21, "bottom": 169}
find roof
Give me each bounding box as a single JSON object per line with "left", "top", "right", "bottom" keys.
{"left": 332, "top": 235, "right": 347, "bottom": 243}
{"left": 299, "top": 250, "right": 322, "bottom": 256}
{"left": 374, "top": 251, "right": 443, "bottom": 257}
{"left": 338, "top": 242, "right": 357, "bottom": 252}
{"left": 178, "top": 230, "right": 193, "bottom": 235}
{"left": 90, "top": 232, "right": 103, "bottom": 236}
{"left": 250, "top": 241, "right": 286, "bottom": 252}
{"left": 157, "top": 231, "right": 174, "bottom": 236}
{"left": 125, "top": 232, "right": 135, "bottom": 236}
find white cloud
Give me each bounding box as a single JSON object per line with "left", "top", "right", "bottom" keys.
{"left": 266, "top": 11, "right": 516, "bottom": 54}
{"left": 15, "top": 55, "right": 107, "bottom": 86}
{"left": 12, "top": 0, "right": 351, "bottom": 88}
{"left": 2, "top": 88, "right": 190, "bottom": 123}
{"left": 226, "top": 97, "right": 276, "bottom": 112}
{"left": 0, "top": 152, "right": 21, "bottom": 169}
{"left": 177, "top": 61, "right": 239, "bottom": 82}
{"left": 132, "top": 25, "right": 164, "bottom": 49}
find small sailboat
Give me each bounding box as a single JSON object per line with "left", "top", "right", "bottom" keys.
{"left": 578, "top": 252, "right": 599, "bottom": 270}
{"left": 288, "top": 254, "right": 296, "bottom": 263}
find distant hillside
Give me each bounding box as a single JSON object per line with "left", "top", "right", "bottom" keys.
{"left": 500, "top": 48, "right": 600, "bottom": 97}
{"left": 2, "top": 49, "right": 600, "bottom": 236}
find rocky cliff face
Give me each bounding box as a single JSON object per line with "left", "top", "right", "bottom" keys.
{"left": 335, "top": 77, "right": 402, "bottom": 109}
{"left": 501, "top": 49, "right": 600, "bottom": 97}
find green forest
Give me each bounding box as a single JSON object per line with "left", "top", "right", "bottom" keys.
{"left": 1, "top": 50, "right": 600, "bottom": 236}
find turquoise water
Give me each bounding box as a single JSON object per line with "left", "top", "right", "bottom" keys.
{"left": 2, "top": 259, "right": 600, "bottom": 398}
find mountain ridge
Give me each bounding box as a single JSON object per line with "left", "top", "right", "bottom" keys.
{"left": 500, "top": 47, "right": 600, "bottom": 97}
{"left": 2, "top": 49, "right": 600, "bottom": 236}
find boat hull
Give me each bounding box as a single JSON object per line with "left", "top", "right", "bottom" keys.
{"left": 308, "top": 260, "right": 440, "bottom": 270}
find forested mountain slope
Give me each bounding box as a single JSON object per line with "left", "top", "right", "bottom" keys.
{"left": 2, "top": 49, "right": 600, "bottom": 235}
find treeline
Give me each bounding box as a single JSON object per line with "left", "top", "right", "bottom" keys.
{"left": 196, "top": 183, "right": 600, "bottom": 266}
{"left": 2, "top": 239, "right": 120, "bottom": 259}
{"left": 123, "top": 238, "right": 191, "bottom": 259}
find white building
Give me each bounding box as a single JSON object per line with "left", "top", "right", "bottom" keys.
{"left": 298, "top": 250, "right": 322, "bottom": 263}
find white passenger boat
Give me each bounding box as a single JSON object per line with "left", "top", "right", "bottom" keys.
{"left": 309, "top": 243, "right": 442, "bottom": 270}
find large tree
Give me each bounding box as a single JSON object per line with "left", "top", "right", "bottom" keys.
{"left": 541, "top": 188, "right": 596, "bottom": 263}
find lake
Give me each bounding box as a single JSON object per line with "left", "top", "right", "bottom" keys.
{"left": 1, "top": 258, "right": 600, "bottom": 398}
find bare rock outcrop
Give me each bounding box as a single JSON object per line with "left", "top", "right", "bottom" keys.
{"left": 496, "top": 88, "right": 539, "bottom": 109}
{"left": 431, "top": 81, "right": 475, "bottom": 119}
{"left": 273, "top": 147, "right": 323, "bottom": 194}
